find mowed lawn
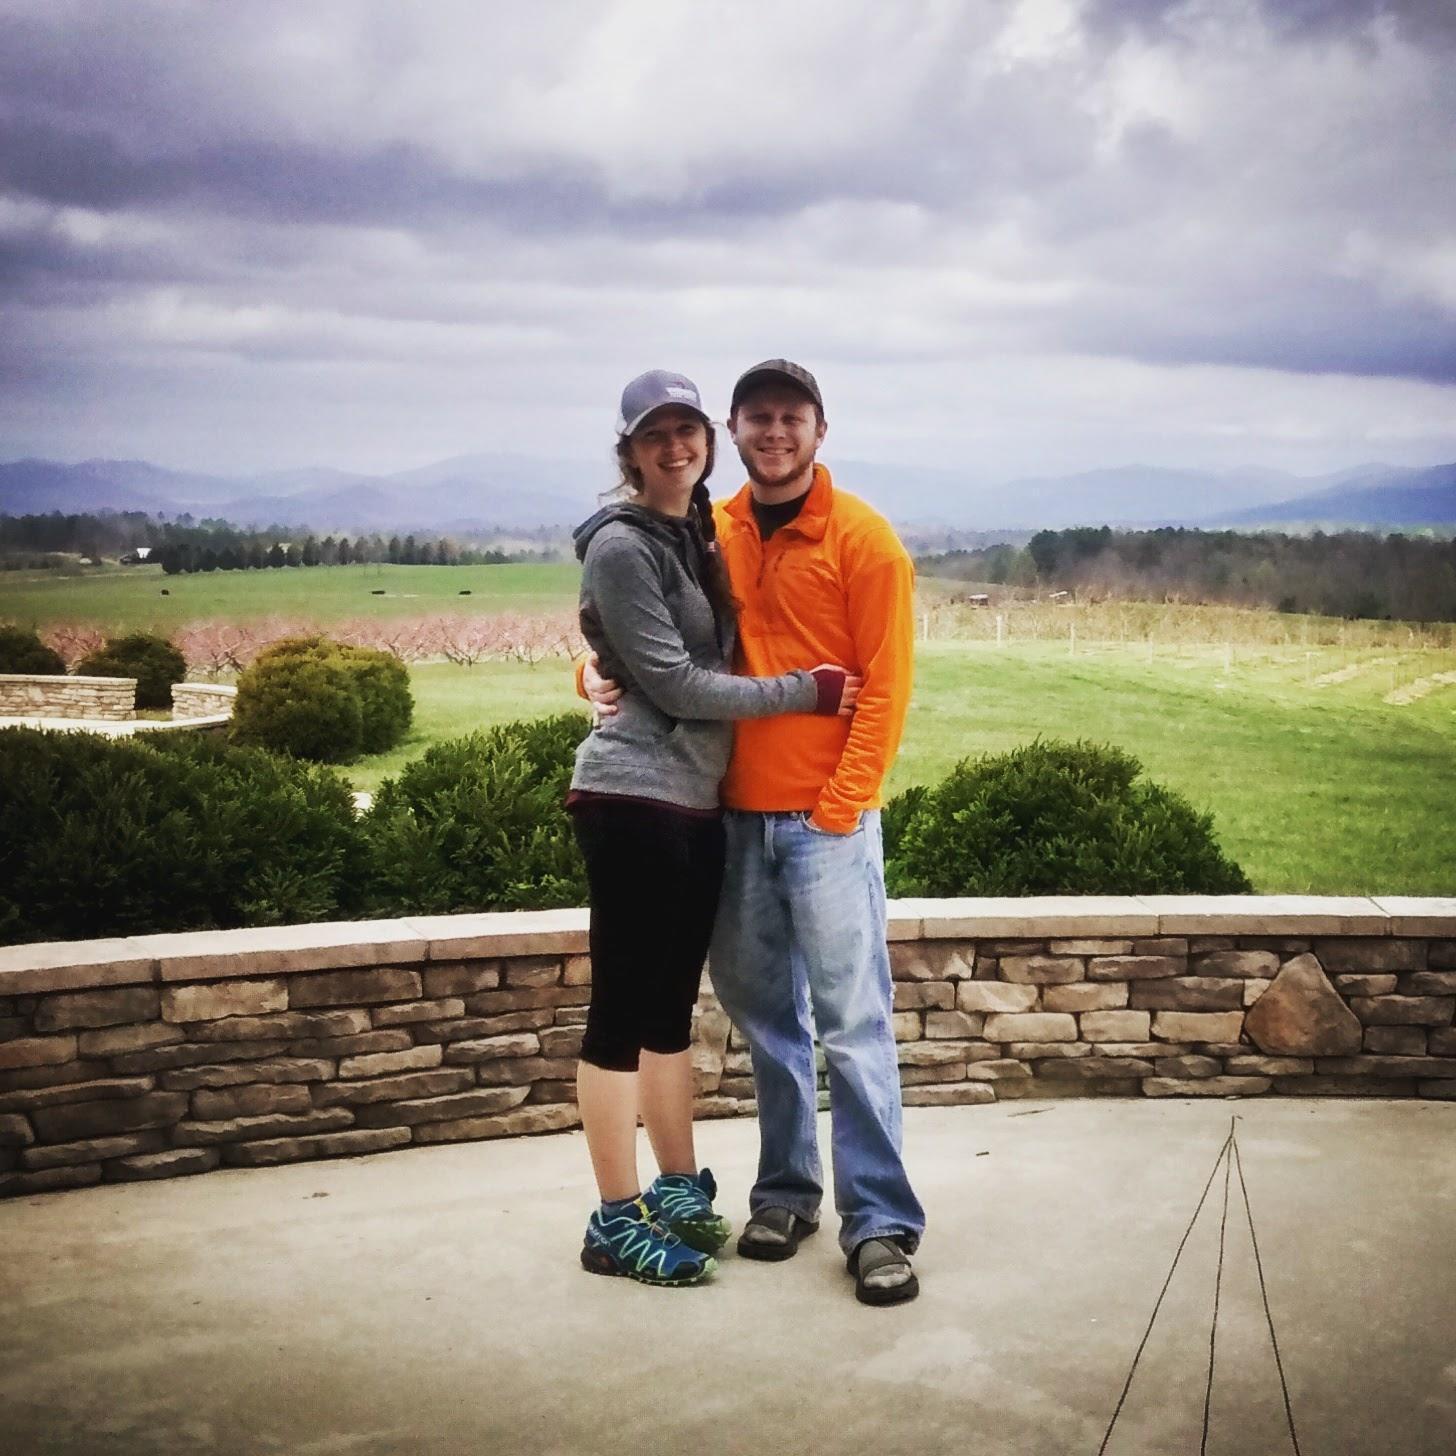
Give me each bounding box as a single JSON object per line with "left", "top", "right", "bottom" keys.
{"left": 895, "top": 642, "right": 1455, "bottom": 896}
{"left": 0, "top": 561, "right": 581, "bottom": 630}
{"left": 352, "top": 640, "right": 1456, "bottom": 896}
{"left": 5, "top": 565, "right": 1453, "bottom": 894}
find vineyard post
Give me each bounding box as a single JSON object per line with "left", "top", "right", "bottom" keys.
{"left": 995, "top": 613, "right": 1005, "bottom": 647}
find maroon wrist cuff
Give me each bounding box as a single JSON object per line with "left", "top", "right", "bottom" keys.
{"left": 809, "top": 666, "right": 845, "bottom": 715}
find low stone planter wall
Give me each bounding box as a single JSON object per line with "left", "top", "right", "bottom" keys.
{"left": 170, "top": 682, "right": 237, "bottom": 719}
{"left": 0, "top": 673, "right": 136, "bottom": 720}
{"left": 1, "top": 896, "right": 1453, "bottom": 1197}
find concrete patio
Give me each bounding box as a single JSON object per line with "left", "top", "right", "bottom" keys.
{"left": 4, "top": 1097, "right": 1454, "bottom": 1456}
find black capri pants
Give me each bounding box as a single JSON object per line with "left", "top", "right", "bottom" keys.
{"left": 570, "top": 797, "right": 726, "bottom": 1072}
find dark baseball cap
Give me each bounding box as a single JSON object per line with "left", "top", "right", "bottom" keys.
{"left": 616, "top": 369, "right": 710, "bottom": 437}
{"left": 729, "top": 358, "right": 824, "bottom": 414}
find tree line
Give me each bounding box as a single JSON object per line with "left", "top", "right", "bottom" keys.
{"left": 918, "top": 526, "right": 1456, "bottom": 622}
{"left": 0, "top": 512, "right": 559, "bottom": 573}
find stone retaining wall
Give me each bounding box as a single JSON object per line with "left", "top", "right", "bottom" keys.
{"left": 0, "top": 673, "right": 136, "bottom": 720}
{"left": 1, "top": 897, "right": 1452, "bottom": 1197}
{"left": 170, "top": 682, "right": 237, "bottom": 719}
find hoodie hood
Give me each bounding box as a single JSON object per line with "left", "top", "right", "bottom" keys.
{"left": 572, "top": 501, "right": 701, "bottom": 563}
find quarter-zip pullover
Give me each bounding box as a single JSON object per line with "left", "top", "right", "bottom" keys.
{"left": 715, "top": 464, "right": 915, "bottom": 833}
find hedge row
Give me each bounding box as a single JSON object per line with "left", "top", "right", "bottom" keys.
{"left": 0, "top": 720, "right": 1248, "bottom": 945}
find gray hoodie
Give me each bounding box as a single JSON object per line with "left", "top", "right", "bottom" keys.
{"left": 570, "top": 501, "right": 818, "bottom": 810}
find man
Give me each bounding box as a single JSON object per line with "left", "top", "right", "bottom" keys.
{"left": 588, "top": 359, "right": 925, "bottom": 1305}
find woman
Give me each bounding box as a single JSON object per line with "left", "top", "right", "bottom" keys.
{"left": 569, "top": 368, "right": 858, "bottom": 1286}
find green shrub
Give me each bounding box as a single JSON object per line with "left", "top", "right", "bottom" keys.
{"left": 76, "top": 631, "right": 187, "bottom": 709}
{"left": 361, "top": 711, "right": 590, "bottom": 914}
{"left": 338, "top": 644, "right": 412, "bottom": 753}
{"left": 230, "top": 636, "right": 412, "bottom": 762}
{"left": 880, "top": 782, "right": 930, "bottom": 866}
{"left": 0, "top": 728, "right": 364, "bottom": 942}
{"left": 884, "top": 738, "right": 1253, "bottom": 897}
{"left": 0, "top": 624, "right": 66, "bottom": 675}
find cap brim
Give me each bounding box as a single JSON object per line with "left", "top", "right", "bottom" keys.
{"left": 619, "top": 403, "right": 712, "bottom": 438}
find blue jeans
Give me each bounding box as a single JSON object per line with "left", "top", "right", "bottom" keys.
{"left": 709, "top": 809, "right": 925, "bottom": 1254}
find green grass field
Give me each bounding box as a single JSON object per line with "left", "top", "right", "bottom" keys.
{"left": 5, "top": 564, "right": 1453, "bottom": 894}
{"left": 0, "top": 561, "right": 581, "bottom": 631}
{"left": 342, "top": 640, "right": 1456, "bottom": 895}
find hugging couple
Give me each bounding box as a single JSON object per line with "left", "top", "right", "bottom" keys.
{"left": 566, "top": 358, "right": 923, "bottom": 1306}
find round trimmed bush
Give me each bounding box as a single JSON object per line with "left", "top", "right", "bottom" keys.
{"left": 884, "top": 738, "right": 1253, "bottom": 896}
{"left": 0, "top": 624, "right": 66, "bottom": 675}
{"left": 77, "top": 631, "right": 187, "bottom": 709}
{"left": 231, "top": 638, "right": 364, "bottom": 762}
{"left": 230, "top": 636, "right": 412, "bottom": 762}
{"left": 338, "top": 644, "right": 412, "bottom": 753}
{"left": 0, "top": 727, "right": 364, "bottom": 942}
{"left": 361, "top": 712, "right": 589, "bottom": 914}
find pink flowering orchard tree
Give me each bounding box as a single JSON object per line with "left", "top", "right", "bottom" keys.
{"left": 41, "top": 624, "right": 106, "bottom": 668}
{"left": 173, "top": 620, "right": 257, "bottom": 676}
{"left": 43, "top": 611, "right": 586, "bottom": 681}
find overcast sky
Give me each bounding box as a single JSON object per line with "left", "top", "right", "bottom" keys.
{"left": 1, "top": 0, "right": 1453, "bottom": 485}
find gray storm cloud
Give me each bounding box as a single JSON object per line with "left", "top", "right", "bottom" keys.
{"left": 0, "top": 0, "right": 1452, "bottom": 475}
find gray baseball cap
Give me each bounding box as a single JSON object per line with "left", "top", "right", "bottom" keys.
{"left": 616, "top": 369, "right": 710, "bottom": 437}
{"left": 729, "top": 358, "right": 823, "bottom": 414}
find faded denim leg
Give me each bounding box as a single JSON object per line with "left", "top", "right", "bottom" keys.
{"left": 710, "top": 809, "right": 925, "bottom": 1254}
{"left": 709, "top": 811, "right": 824, "bottom": 1225}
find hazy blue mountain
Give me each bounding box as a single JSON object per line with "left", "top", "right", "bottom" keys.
{"left": 3, "top": 452, "right": 1453, "bottom": 533}
{"left": 241, "top": 466, "right": 374, "bottom": 497}
{"left": 1208, "top": 462, "right": 1456, "bottom": 528}
{"left": 968, "top": 464, "right": 1301, "bottom": 529}
{"left": 377, "top": 453, "right": 594, "bottom": 526}
{"left": 214, "top": 483, "right": 406, "bottom": 530}
{"left": 0, "top": 458, "right": 234, "bottom": 514}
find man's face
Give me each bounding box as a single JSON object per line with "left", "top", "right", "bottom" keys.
{"left": 728, "top": 385, "right": 826, "bottom": 494}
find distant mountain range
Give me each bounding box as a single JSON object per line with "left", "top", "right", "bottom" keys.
{"left": 0, "top": 454, "right": 593, "bottom": 533}
{"left": 1212, "top": 462, "right": 1456, "bottom": 529}
{"left": 1, "top": 453, "right": 1453, "bottom": 535}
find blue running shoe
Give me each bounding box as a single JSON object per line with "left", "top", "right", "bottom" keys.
{"left": 580, "top": 1198, "right": 716, "bottom": 1286}
{"left": 643, "top": 1167, "right": 733, "bottom": 1254}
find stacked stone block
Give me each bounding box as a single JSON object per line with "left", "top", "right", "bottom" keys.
{"left": 0, "top": 673, "right": 136, "bottom": 720}
{"left": 2, "top": 900, "right": 1454, "bottom": 1197}
{"left": 0, "top": 921, "right": 597, "bottom": 1197}
{"left": 885, "top": 932, "right": 1455, "bottom": 1103}
{"left": 169, "top": 682, "right": 237, "bottom": 720}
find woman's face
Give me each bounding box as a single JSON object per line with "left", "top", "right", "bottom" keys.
{"left": 627, "top": 406, "right": 709, "bottom": 501}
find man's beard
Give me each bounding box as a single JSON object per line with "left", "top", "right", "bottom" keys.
{"left": 740, "top": 447, "right": 814, "bottom": 492}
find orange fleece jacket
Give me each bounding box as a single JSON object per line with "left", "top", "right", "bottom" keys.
{"left": 715, "top": 464, "right": 914, "bottom": 833}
